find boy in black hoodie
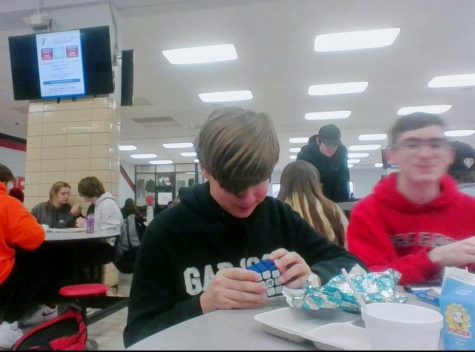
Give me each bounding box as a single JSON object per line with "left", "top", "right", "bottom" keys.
{"left": 124, "top": 107, "right": 362, "bottom": 347}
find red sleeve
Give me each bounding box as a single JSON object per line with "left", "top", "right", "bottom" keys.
{"left": 7, "top": 199, "right": 45, "bottom": 251}
{"left": 347, "top": 201, "right": 439, "bottom": 285}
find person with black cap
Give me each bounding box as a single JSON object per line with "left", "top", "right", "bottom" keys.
{"left": 448, "top": 141, "right": 475, "bottom": 196}
{"left": 297, "top": 124, "right": 350, "bottom": 202}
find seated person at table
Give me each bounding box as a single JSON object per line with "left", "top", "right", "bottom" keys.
{"left": 74, "top": 177, "right": 123, "bottom": 269}
{"left": 31, "top": 181, "right": 82, "bottom": 228}
{"left": 8, "top": 187, "right": 24, "bottom": 203}
{"left": 0, "top": 164, "right": 46, "bottom": 348}
{"left": 347, "top": 113, "right": 475, "bottom": 286}
{"left": 278, "top": 160, "right": 348, "bottom": 247}
{"left": 123, "top": 107, "right": 362, "bottom": 347}
{"left": 76, "top": 176, "right": 122, "bottom": 233}
{"left": 447, "top": 141, "right": 475, "bottom": 197}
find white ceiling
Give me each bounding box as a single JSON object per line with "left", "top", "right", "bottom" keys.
{"left": 1, "top": 0, "right": 475, "bottom": 173}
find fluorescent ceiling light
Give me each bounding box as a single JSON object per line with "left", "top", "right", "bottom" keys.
{"left": 290, "top": 155, "right": 297, "bottom": 160}
{"left": 289, "top": 147, "right": 301, "bottom": 153}
{"left": 180, "top": 152, "right": 197, "bottom": 157}
{"left": 149, "top": 160, "right": 173, "bottom": 165}
{"left": 305, "top": 111, "right": 351, "bottom": 120}
{"left": 348, "top": 164, "right": 354, "bottom": 168}
{"left": 349, "top": 144, "right": 381, "bottom": 151}
{"left": 199, "top": 90, "right": 252, "bottom": 102}
{"left": 347, "top": 159, "right": 361, "bottom": 164}
{"left": 131, "top": 153, "right": 157, "bottom": 159}
{"left": 162, "top": 44, "right": 237, "bottom": 64}
{"left": 289, "top": 137, "right": 309, "bottom": 144}
{"left": 194, "top": 159, "right": 199, "bottom": 163}
{"left": 308, "top": 82, "right": 368, "bottom": 96}
{"left": 348, "top": 152, "right": 370, "bottom": 158}
{"left": 398, "top": 105, "right": 452, "bottom": 115}
{"left": 163, "top": 143, "right": 193, "bottom": 149}
{"left": 118, "top": 145, "right": 137, "bottom": 151}
{"left": 358, "top": 133, "right": 387, "bottom": 141}
{"left": 428, "top": 74, "right": 475, "bottom": 88}
{"left": 374, "top": 163, "right": 383, "bottom": 168}
{"left": 315, "top": 28, "right": 400, "bottom": 52}
{"left": 444, "top": 130, "right": 475, "bottom": 137}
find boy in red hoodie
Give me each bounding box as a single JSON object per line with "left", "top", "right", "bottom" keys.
{"left": 347, "top": 113, "right": 475, "bottom": 286}
{"left": 0, "top": 164, "right": 45, "bottom": 348}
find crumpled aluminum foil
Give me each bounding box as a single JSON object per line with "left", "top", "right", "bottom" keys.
{"left": 284, "top": 265, "right": 408, "bottom": 313}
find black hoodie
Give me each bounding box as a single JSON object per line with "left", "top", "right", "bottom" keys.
{"left": 297, "top": 142, "right": 350, "bottom": 202}
{"left": 124, "top": 182, "right": 362, "bottom": 347}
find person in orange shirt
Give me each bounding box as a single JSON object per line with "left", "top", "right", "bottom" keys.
{"left": 0, "top": 163, "right": 45, "bottom": 349}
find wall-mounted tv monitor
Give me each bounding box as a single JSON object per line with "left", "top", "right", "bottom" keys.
{"left": 8, "top": 26, "right": 114, "bottom": 100}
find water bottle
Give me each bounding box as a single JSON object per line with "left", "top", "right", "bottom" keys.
{"left": 86, "top": 214, "right": 95, "bottom": 233}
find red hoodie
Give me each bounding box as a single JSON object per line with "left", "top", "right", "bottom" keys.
{"left": 0, "top": 183, "right": 45, "bottom": 284}
{"left": 347, "top": 173, "right": 475, "bottom": 285}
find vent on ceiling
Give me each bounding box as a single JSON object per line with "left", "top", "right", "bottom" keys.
{"left": 132, "top": 116, "right": 179, "bottom": 128}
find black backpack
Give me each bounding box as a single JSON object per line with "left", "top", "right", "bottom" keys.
{"left": 113, "top": 214, "right": 145, "bottom": 273}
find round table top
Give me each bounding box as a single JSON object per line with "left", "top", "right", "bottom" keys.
{"left": 45, "top": 228, "right": 119, "bottom": 241}
{"left": 127, "top": 296, "right": 315, "bottom": 351}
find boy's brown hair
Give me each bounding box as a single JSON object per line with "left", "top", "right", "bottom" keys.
{"left": 196, "top": 106, "right": 279, "bottom": 194}
{"left": 78, "top": 176, "right": 105, "bottom": 198}
{"left": 0, "top": 163, "right": 15, "bottom": 184}
{"left": 389, "top": 112, "right": 446, "bottom": 146}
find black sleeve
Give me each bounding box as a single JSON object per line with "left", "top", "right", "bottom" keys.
{"left": 290, "top": 208, "right": 364, "bottom": 284}
{"left": 123, "top": 220, "right": 203, "bottom": 347}
{"left": 331, "top": 146, "right": 350, "bottom": 202}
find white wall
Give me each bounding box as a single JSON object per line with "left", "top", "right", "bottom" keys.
{"left": 350, "top": 167, "right": 387, "bottom": 198}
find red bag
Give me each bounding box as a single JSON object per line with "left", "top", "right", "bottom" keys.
{"left": 12, "top": 308, "right": 87, "bottom": 350}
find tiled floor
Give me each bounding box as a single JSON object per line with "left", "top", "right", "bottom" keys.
{"left": 88, "top": 273, "right": 132, "bottom": 350}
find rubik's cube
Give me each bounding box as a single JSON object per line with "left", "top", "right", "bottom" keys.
{"left": 247, "top": 259, "right": 282, "bottom": 297}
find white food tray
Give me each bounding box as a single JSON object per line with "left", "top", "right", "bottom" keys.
{"left": 254, "top": 307, "right": 370, "bottom": 350}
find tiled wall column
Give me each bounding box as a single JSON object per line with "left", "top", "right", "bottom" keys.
{"left": 24, "top": 96, "right": 120, "bottom": 211}
{"left": 24, "top": 96, "right": 121, "bottom": 288}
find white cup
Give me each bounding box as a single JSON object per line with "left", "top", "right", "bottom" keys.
{"left": 362, "top": 302, "right": 443, "bottom": 350}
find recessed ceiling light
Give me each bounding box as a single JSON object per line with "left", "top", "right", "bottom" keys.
{"left": 289, "top": 137, "right": 309, "bottom": 144}
{"left": 348, "top": 164, "right": 354, "bottom": 168}
{"left": 149, "top": 159, "right": 173, "bottom": 165}
{"left": 198, "top": 90, "right": 252, "bottom": 102}
{"left": 162, "top": 44, "right": 237, "bottom": 64}
{"left": 358, "top": 133, "right": 387, "bottom": 141}
{"left": 180, "top": 152, "right": 197, "bottom": 157}
{"left": 194, "top": 159, "right": 199, "bottom": 163}
{"left": 289, "top": 147, "right": 301, "bottom": 153}
{"left": 444, "top": 130, "right": 475, "bottom": 137}
{"left": 163, "top": 143, "right": 193, "bottom": 149}
{"left": 305, "top": 111, "right": 351, "bottom": 120}
{"left": 308, "top": 82, "right": 368, "bottom": 96}
{"left": 314, "top": 28, "right": 400, "bottom": 52}
{"left": 348, "top": 159, "right": 361, "bottom": 164}
{"left": 397, "top": 105, "right": 452, "bottom": 115}
{"left": 348, "top": 152, "right": 370, "bottom": 158}
{"left": 118, "top": 145, "right": 137, "bottom": 151}
{"left": 131, "top": 153, "right": 157, "bottom": 159}
{"left": 349, "top": 144, "right": 381, "bottom": 151}
{"left": 290, "top": 155, "right": 297, "bottom": 160}
{"left": 374, "top": 162, "right": 383, "bottom": 167}
{"left": 428, "top": 74, "right": 475, "bottom": 88}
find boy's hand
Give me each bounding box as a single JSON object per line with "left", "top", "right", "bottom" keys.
{"left": 200, "top": 268, "right": 267, "bottom": 314}
{"left": 268, "top": 248, "right": 312, "bottom": 289}
{"left": 76, "top": 217, "right": 86, "bottom": 228}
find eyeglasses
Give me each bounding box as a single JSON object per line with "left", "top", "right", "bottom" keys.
{"left": 395, "top": 138, "right": 449, "bottom": 152}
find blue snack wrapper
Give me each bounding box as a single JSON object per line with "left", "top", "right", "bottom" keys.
{"left": 284, "top": 265, "right": 408, "bottom": 313}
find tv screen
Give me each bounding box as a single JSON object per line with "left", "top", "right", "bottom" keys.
{"left": 8, "top": 26, "right": 114, "bottom": 100}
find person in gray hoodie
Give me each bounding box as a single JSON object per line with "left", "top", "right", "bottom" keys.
{"left": 75, "top": 176, "right": 123, "bottom": 270}
{"left": 76, "top": 176, "right": 122, "bottom": 232}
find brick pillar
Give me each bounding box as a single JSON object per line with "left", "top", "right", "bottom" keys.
{"left": 24, "top": 96, "right": 121, "bottom": 288}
